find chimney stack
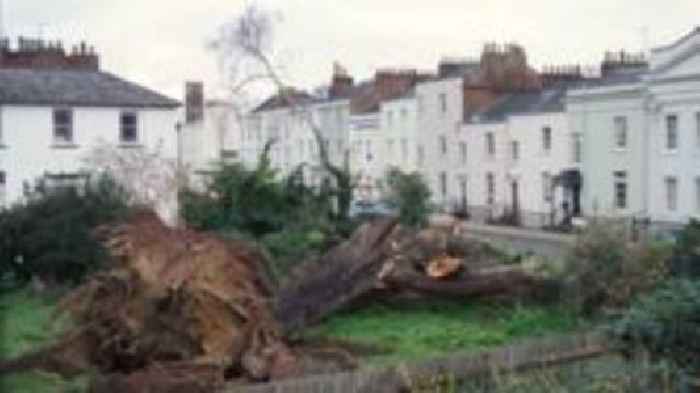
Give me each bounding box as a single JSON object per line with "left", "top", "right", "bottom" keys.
{"left": 0, "top": 37, "right": 100, "bottom": 71}
{"left": 329, "top": 61, "right": 354, "bottom": 99}
{"left": 185, "top": 81, "right": 205, "bottom": 124}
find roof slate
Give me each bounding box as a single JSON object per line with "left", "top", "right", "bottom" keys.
{"left": 475, "top": 86, "right": 568, "bottom": 122}
{"left": 0, "top": 69, "right": 180, "bottom": 108}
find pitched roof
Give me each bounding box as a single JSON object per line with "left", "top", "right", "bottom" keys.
{"left": 252, "top": 90, "right": 316, "bottom": 113}
{"left": 0, "top": 69, "right": 180, "bottom": 108}
{"left": 475, "top": 86, "right": 568, "bottom": 122}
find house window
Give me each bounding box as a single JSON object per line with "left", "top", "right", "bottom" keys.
{"left": 365, "top": 140, "right": 373, "bottom": 162}
{"left": 401, "top": 138, "right": 408, "bottom": 162}
{"left": 459, "top": 142, "right": 468, "bottom": 165}
{"left": 417, "top": 145, "right": 425, "bottom": 167}
{"left": 572, "top": 133, "right": 583, "bottom": 163}
{"left": 400, "top": 108, "right": 408, "bottom": 121}
{"left": 45, "top": 173, "right": 86, "bottom": 195}
{"left": 486, "top": 132, "right": 495, "bottom": 156}
{"left": 665, "top": 176, "right": 678, "bottom": 211}
{"left": 53, "top": 108, "right": 74, "bottom": 144}
{"left": 387, "top": 139, "right": 395, "bottom": 159}
{"left": 439, "top": 135, "right": 448, "bottom": 155}
{"left": 614, "top": 171, "right": 628, "bottom": 210}
{"left": 511, "top": 141, "right": 519, "bottom": 160}
{"left": 542, "top": 126, "right": 552, "bottom": 152}
{"left": 120, "top": 112, "right": 139, "bottom": 143}
{"left": 542, "top": 172, "right": 553, "bottom": 202}
{"left": 439, "top": 171, "right": 447, "bottom": 198}
{"left": 439, "top": 93, "right": 447, "bottom": 113}
{"left": 386, "top": 111, "right": 393, "bottom": 128}
{"left": 0, "top": 171, "right": 5, "bottom": 208}
{"left": 486, "top": 172, "right": 495, "bottom": 205}
{"left": 666, "top": 114, "right": 678, "bottom": 150}
{"left": 614, "top": 116, "right": 627, "bottom": 148}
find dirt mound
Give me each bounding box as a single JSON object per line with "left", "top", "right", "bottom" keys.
{"left": 56, "top": 210, "right": 297, "bottom": 382}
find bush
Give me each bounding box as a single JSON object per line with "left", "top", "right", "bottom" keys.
{"left": 0, "top": 175, "right": 130, "bottom": 286}
{"left": 181, "top": 155, "right": 351, "bottom": 276}
{"left": 563, "top": 222, "right": 672, "bottom": 315}
{"left": 383, "top": 168, "right": 432, "bottom": 229}
{"left": 670, "top": 219, "right": 700, "bottom": 278}
{"left": 609, "top": 279, "right": 700, "bottom": 374}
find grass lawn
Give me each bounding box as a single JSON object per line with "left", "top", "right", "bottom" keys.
{"left": 304, "top": 300, "right": 584, "bottom": 365}
{"left": 0, "top": 288, "right": 88, "bottom": 393}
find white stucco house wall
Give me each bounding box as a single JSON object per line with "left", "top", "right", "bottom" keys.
{"left": 414, "top": 77, "right": 465, "bottom": 209}
{"left": 457, "top": 87, "right": 578, "bottom": 227}
{"left": 568, "top": 27, "right": 700, "bottom": 230}
{"left": 241, "top": 91, "right": 351, "bottom": 188}
{"left": 181, "top": 99, "right": 242, "bottom": 189}
{"left": 0, "top": 68, "right": 180, "bottom": 223}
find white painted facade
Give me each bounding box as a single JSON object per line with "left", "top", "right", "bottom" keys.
{"left": 181, "top": 101, "right": 242, "bottom": 188}
{"left": 414, "top": 78, "right": 464, "bottom": 208}
{"left": 0, "top": 105, "right": 179, "bottom": 220}
{"left": 241, "top": 99, "right": 350, "bottom": 187}
{"left": 349, "top": 95, "right": 419, "bottom": 201}
{"left": 569, "top": 28, "right": 700, "bottom": 228}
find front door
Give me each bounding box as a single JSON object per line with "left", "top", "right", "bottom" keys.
{"left": 511, "top": 180, "right": 519, "bottom": 214}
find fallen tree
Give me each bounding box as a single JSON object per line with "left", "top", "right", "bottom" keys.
{"left": 0, "top": 213, "right": 553, "bottom": 391}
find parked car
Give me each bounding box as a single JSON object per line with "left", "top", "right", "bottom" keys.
{"left": 348, "top": 200, "right": 397, "bottom": 219}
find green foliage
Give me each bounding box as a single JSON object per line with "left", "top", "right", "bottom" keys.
{"left": 563, "top": 222, "right": 672, "bottom": 316}
{"left": 0, "top": 289, "right": 87, "bottom": 392}
{"left": 304, "top": 300, "right": 580, "bottom": 365}
{"left": 670, "top": 219, "right": 700, "bottom": 278}
{"left": 609, "top": 279, "right": 700, "bottom": 374}
{"left": 383, "top": 168, "right": 432, "bottom": 228}
{"left": 0, "top": 175, "right": 130, "bottom": 286}
{"left": 181, "top": 147, "right": 355, "bottom": 277}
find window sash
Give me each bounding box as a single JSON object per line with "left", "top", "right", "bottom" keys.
{"left": 666, "top": 177, "right": 678, "bottom": 211}
{"left": 614, "top": 116, "right": 627, "bottom": 148}
{"left": 53, "top": 109, "right": 73, "bottom": 143}
{"left": 542, "top": 127, "right": 552, "bottom": 151}
{"left": 486, "top": 174, "right": 495, "bottom": 205}
{"left": 486, "top": 133, "right": 495, "bottom": 155}
{"left": 666, "top": 115, "right": 678, "bottom": 150}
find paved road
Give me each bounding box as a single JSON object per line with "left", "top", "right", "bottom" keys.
{"left": 430, "top": 215, "right": 575, "bottom": 260}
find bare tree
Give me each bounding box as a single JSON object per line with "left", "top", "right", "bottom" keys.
{"left": 211, "top": 3, "right": 355, "bottom": 220}
{"left": 83, "top": 141, "right": 186, "bottom": 226}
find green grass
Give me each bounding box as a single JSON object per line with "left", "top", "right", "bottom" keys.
{"left": 0, "top": 288, "right": 87, "bottom": 393}
{"left": 304, "top": 300, "right": 583, "bottom": 365}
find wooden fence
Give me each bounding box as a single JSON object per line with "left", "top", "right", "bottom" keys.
{"left": 223, "top": 332, "right": 607, "bottom": 393}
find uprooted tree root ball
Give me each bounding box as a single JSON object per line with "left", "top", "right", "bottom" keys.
{"left": 0, "top": 212, "right": 554, "bottom": 392}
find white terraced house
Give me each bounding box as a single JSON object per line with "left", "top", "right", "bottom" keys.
{"left": 569, "top": 27, "right": 700, "bottom": 232}
{"left": 236, "top": 28, "right": 700, "bottom": 233}
{"left": 0, "top": 37, "right": 180, "bottom": 223}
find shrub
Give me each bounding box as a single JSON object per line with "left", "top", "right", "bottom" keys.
{"left": 0, "top": 175, "right": 130, "bottom": 286}
{"left": 670, "top": 219, "right": 700, "bottom": 278}
{"left": 563, "top": 222, "right": 671, "bottom": 315}
{"left": 383, "top": 168, "right": 432, "bottom": 229}
{"left": 609, "top": 279, "right": 700, "bottom": 374}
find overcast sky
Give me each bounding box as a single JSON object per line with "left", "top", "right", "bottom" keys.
{"left": 3, "top": 0, "right": 700, "bottom": 101}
